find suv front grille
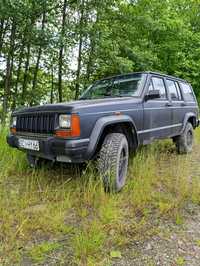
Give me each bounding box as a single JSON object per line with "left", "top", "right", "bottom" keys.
{"left": 16, "top": 113, "right": 55, "bottom": 134}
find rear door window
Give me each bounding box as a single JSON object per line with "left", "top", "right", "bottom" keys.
{"left": 166, "top": 79, "right": 182, "bottom": 101}
{"left": 175, "top": 82, "right": 182, "bottom": 100}
{"left": 180, "top": 82, "right": 195, "bottom": 102}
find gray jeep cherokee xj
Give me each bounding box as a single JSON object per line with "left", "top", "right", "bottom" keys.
{"left": 7, "top": 72, "right": 199, "bottom": 192}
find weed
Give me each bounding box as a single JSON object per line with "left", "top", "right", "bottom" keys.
{"left": 28, "top": 241, "right": 61, "bottom": 263}
{"left": 72, "top": 220, "right": 106, "bottom": 264}
{"left": 196, "top": 239, "right": 200, "bottom": 247}
{"left": 175, "top": 256, "right": 185, "bottom": 266}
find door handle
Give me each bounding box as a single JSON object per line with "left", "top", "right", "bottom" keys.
{"left": 165, "top": 102, "right": 172, "bottom": 107}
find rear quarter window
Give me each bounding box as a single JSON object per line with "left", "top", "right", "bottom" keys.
{"left": 179, "top": 82, "right": 195, "bottom": 102}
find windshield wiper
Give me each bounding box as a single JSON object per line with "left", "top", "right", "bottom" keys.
{"left": 79, "top": 97, "right": 90, "bottom": 100}
{"left": 104, "top": 94, "right": 130, "bottom": 98}
{"left": 100, "top": 93, "right": 123, "bottom": 98}
{"left": 79, "top": 94, "right": 128, "bottom": 100}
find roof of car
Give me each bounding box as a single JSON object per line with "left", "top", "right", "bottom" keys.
{"left": 102, "top": 71, "right": 188, "bottom": 83}
{"left": 143, "top": 71, "right": 188, "bottom": 83}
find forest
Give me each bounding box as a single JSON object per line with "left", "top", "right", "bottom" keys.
{"left": 0, "top": 0, "right": 200, "bottom": 124}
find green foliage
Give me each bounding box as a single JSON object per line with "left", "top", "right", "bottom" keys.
{"left": 73, "top": 221, "right": 106, "bottom": 264}
{"left": 0, "top": 0, "right": 200, "bottom": 119}
{"left": 28, "top": 242, "right": 61, "bottom": 263}
{"left": 175, "top": 256, "right": 185, "bottom": 266}
{"left": 196, "top": 240, "right": 200, "bottom": 247}
{"left": 110, "top": 250, "right": 122, "bottom": 258}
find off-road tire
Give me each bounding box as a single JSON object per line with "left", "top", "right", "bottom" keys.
{"left": 175, "top": 122, "right": 194, "bottom": 154}
{"left": 98, "top": 133, "right": 129, "bottom": 192}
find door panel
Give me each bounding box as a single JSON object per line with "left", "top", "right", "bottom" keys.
{"left": 141, "top": 76, "right": 172, "bottom": 144}
{"left": 171, "top": 101, "right": 185, "bottom": 136}
{"left": 166, "top": 80, "right": 184, "bottom": 136}
{"left": 142, "top": 100, "right": 172, "bottom": 143}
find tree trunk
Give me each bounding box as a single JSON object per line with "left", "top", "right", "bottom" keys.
{"left": 0, "top": 19, "right": 9, "bottom": 54}
{"left": 85, "top": 13, "right": 99, "bottom": 86}
{"left": 85, "top": 37, "right": 95, "bottom": 84}
{"left": 22, "top": 43, "right": 31, "bottom": 104}
{"left": 74, "top": 37, "right": 83, "bottom": 99}
{"left": 74, "top": 0, "right": 85, "bottom": 100}
{"left": 32, "top": 11, "right": 46, "bottom": 93}
{"left": 12, "top": 39, "right": 25, "bottom": 110}
{"left": 0, "top": 19, "right": 4, "bottom": 55}
{"left": 3, "top": 19, "right": 16, "bottom": 121}
{"left": 50, "top": 67, "right": 54, "bottom": 104}
{"left": 58, "top": 0, "right": 67, "bottom": 103}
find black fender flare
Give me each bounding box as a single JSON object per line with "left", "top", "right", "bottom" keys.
{"left": 86, "top": 115, "right": 138, "bottom": 159}
{"left": 180, "top": 112, "right": 197, "bottom": 133}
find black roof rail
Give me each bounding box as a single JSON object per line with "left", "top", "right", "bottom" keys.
{"left": 99, "top": 71, "right": 188, "bottom": 83}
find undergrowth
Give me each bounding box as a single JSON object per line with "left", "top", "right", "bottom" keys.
{"left": 0, "top": 128, "right": 200, "bottom": 265}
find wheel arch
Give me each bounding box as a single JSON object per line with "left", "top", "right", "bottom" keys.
{"left": 182, "top": 112, "right": 198, "bottom": 131}
{"left": 86, "top": 115, "right": 138, "bottom": 159}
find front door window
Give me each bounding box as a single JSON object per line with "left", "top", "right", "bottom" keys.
{"left": 151, "top": 77, "right": 166, "bottom": 99}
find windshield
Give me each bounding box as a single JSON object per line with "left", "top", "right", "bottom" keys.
{"left": 80, "top": 73, "right": 146, "bottom": 100}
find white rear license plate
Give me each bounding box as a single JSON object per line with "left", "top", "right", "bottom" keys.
{"left": 18, "top": 138, "right": 40, "bottom": 151}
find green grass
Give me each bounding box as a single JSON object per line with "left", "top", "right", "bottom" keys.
{"left": 1, "top": 128, "right": 200, "bottom": 265}
{"left": 28, "top": 241, "right": 61, "bottom": 263}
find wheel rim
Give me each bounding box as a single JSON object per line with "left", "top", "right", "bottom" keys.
{"left": 118, "top": 147, "right": 128, "bottom": 182}
{"left": 186, "top": 130, "right": 193, "bottom": 147}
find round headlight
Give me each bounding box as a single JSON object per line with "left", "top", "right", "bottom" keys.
{"left": 59, "top": 115, "right": 71, "bottom": 128}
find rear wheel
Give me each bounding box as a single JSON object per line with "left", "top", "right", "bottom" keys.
{"left": 174, "top": 122, "right": 194, "bottom": 154}
{"left": 98, "top": 133, "right": 129, "bottom": 192}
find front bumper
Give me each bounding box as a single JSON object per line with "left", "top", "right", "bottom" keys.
{"left": 7, "top": 134, "right": 90, "bottom": 163}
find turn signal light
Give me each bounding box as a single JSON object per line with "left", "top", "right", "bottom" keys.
{"left": 10, "top": 127, "right": 16, "bottom": 134}
{"left": 55, "top": 114, "right": 80, "bottom": 138}
{"left": 55, "top": 130, "right": 71, "bottom": 138}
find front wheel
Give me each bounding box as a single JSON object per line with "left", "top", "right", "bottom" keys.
{"left": 97, "top": 133, "right": 129, "bottom": 192}
{"left": 174, "top": 122, "right": 194, "bottom": 154}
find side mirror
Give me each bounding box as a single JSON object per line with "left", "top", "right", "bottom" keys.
{"left": 145, "top": 90, "right": 161, "bottom": 101}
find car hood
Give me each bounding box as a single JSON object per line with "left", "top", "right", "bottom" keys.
{"left": 13, "top": 97, "right": 142, "bottom": 115}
